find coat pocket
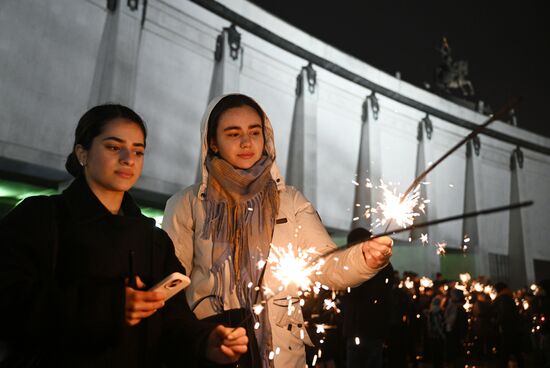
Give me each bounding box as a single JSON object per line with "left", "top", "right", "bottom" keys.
{"left": 271, "top": 297, "right": 314, "bottom": 347}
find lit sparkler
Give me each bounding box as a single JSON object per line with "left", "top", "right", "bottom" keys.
{"left": 473, "top": 282, "right": 484, "bottom": 293}
{"left": 318, "top": 201, "right": 533, "bottom": 260}
{"left": 381, "top": 97, "right": 520, "bottom": 231}
{"left": 420, "top": 276, "right": 433, "bottom": 288}
{"left": 267, "top": 243, "right": 322, "bottom": 291}
{"left": 376, "top": 181, "right": 422, "bottom": 228}
{"left": 459, "top": 273, "right": 472, "bottom": 284}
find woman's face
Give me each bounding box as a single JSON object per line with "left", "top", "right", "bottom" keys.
{"left": 77, "top": 118, "right": 145, "bottom": 195}
{"left": 210, "top": 105, "right": 264, "bottom": 170}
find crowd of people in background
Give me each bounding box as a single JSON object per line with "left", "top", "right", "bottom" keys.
{"left": 304, "top": 261, "right": 550, "bottom": 368}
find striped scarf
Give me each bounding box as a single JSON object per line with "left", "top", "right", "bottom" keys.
{"left": 203, "top": 155, "right": 279, "bottom": 367}
{"left": 203, "top": 155, "right": 279, "bottom": 306}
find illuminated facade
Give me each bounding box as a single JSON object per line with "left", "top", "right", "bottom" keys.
{"left": 1, "top": 0, "right": 549, "bottom": 287}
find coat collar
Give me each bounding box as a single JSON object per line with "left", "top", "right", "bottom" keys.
{"left": 62, "top": 176, "right": 143, "bottom": 223}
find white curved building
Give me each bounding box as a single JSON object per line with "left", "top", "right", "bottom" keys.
{"left": 1, "top": 0, "right": 549, "bottom": 288}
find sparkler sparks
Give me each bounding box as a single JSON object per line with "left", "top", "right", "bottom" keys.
{"left": 420, "top": 233, "right": 429, "bottom": 244}
{"left": 253, "top": 303, "right": 264, "bottom": 315}
{"left": 376, "top": 182, "right": 423, "bottom": 228}
{"left": 267, "top": 243, "right": 322, "bottom": 291}
{"left": 435, "top": 242, "right": 447, "bottom": 255}
{"left": 459, "top": 273, "right": 472, "bottom": 284}
{"left": 420, "top": 277, "right": 433, "bottom": 288}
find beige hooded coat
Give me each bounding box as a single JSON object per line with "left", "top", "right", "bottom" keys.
{"left": 163, "top": 94, "right": 382, "bottom": 367}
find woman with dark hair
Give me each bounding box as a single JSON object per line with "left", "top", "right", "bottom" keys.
{"left": 163, "top": 94, "right": 393, "bottom": 367}
{"left": 0, "top": 104, "right": 247, "bottom": 367}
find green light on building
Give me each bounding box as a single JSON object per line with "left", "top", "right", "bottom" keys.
{"left": 0, "top": 179, "right": 165, "bottom": 225}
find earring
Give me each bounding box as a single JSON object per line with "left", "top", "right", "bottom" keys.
{"left": 79, "top": 161, "right": 85, "bottom": 167}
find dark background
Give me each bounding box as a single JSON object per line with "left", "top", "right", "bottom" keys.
{"left": 249, "top": 1, "right": 550, "bottom": 138}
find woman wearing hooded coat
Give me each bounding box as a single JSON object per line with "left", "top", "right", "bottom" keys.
{"left": 162, "top": 94, "right": 393, "bottom": 367}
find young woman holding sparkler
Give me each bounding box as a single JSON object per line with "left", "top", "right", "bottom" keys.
{"left": 0, "top": 104, "right": 247, "bottom": 367}
{"left": 163, "top": 94, "right": 393, "bottom": 367}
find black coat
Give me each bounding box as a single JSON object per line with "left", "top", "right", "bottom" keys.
{"left": 0, "top": 177, "right": 212, "bottom": 367}
{"left": 341, "top": 263, "right": 395, "bottom": 340}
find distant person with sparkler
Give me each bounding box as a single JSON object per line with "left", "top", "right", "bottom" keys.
{"left": 342, "top": 227, "right": 394, "bottom": 368}
{"left": 162, "top": 94, "right": 394, "bottom": 368}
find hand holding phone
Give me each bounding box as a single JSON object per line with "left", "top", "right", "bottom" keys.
{"left": 148, "top": 272, "right": 191, "bottom": 301}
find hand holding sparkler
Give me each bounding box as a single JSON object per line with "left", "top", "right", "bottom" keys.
{"left": 207, "top": 325, "right": 248, "bottom": 364}
{"left": 361, "top": 236, "right": 394, "bottom": 269}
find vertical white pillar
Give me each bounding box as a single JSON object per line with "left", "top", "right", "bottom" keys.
{"left": 286, "top": 63, "right": 318, "bottom": 205}
{"left": 462, "top": 138, "right": 489, "bottom": 279}
{"left": 207, "top": 24, "right": 242, "bottom": 102}
{"left": 352, "top": 93, "right": 381, "bottom": 229}
{"left": 196, "top": 25, "right": 243, "bottom": 182}
{"left": 410, "top": 115, "right": 432, "bottom": 241}
{"left": 508, "top": 147, "right": 533, "bottom": 288}
{"left": 88, "top": 1, "right": 143, "bottom": 107}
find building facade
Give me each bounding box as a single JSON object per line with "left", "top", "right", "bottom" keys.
{"left": 1, "top": 0, "right": 549, "bottom": 287}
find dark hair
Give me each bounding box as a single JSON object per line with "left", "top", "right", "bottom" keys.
{"left": 494, "top": 281, "right": 508, "bottom": 293}
{"left": 65, "top": 104, "right": 147, "bottom": 177}
{"left": 347, "top": 227, "right": 372, "bottom": 244}
{"left": 207, "top": 94, "right": 265, "bottom": 156}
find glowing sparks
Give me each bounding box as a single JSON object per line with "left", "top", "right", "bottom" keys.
{"left": 435, "top": 242, "right": 447, "bottom": 255}
{"left": 257, "top": 259, "right": 266, "bottom": 270}
{"left": 323, "top": 298, "right": 338, "bottom": 312}
{"left": 459, "top": 273, "right": 471, "bottom": 284}
{"left": 530, "top": 284, "right": 542, "bottom": 296}
{"left": 420, "top": 233, "right": 429, "bottom": 244}
{"left": 376, "top": 182, "right": 422, "bottom": 228}
{"left": 267, "top": 243, "right": 321, "bottom": 291}
{"left": 420, "top": 277, "right": 433, "bottom": 288}
{"left": 463, "top": 299, "right": 473, "bottom": 312}
{"left": 253, "top": 303, "right": 264, "bottom": 315}
{"left": 473, "top": 282, "right": 484, "bottom": 293}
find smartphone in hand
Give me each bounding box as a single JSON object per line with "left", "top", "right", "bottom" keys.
{"left": 148, "top": 272, "right": 190, "bottom": 301}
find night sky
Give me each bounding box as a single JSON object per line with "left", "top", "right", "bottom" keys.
{"left": 248, "top": 1, "right": 550, "bottom": 138}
